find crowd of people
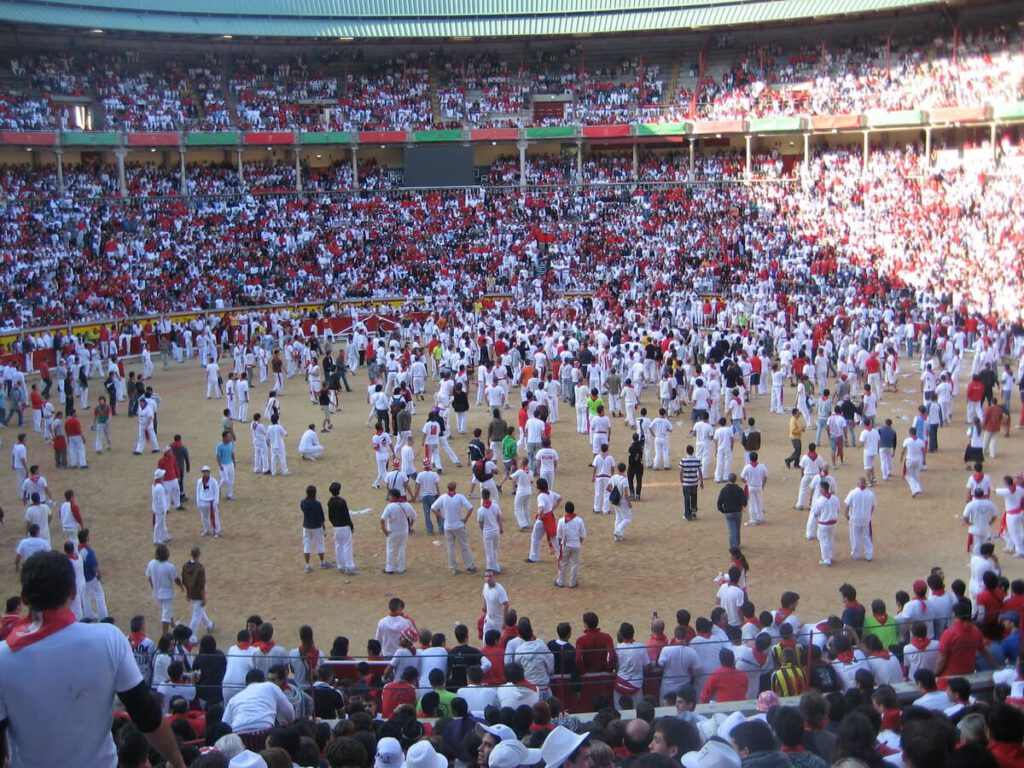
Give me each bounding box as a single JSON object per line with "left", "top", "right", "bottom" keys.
{"left": 2, "top": 19, "right": 1021, "bottom": 134}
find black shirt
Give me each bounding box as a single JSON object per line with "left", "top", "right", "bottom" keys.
{"left": 716, "top": 483, "right": 747, "bottom": 514}
{"left": 328, "top": 495, "right": 353, "bottom": 529}
{"left": 192, "top": 650, "right": 227, "bottom": 705}
{"left": 447, "top": 644, "right": 484, "bottom": 691}
{"left": 301, "top": 497, "right": 325, "bottom": 529}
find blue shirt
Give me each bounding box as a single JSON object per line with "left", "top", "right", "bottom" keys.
{"left": 215, "top": 441, "right": 234, "bottom": 466}
{"left": 81, "top": 545, "right": 99, "bottom": 582}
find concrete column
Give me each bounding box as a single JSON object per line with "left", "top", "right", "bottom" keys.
{"left": 517, "top": 139, "right": 527, "bottom": 189}
{"left": 237, "top": 148, "right": 244, "bottom": 184}
{"left": 924, "top": 126, "right": 932, "bottom": 168}
{"left": 55, "top": 148, "right": 64, "bottom": 195}
{"left": 862, "top": 130, "right": 870, "bottom": 174}
{"left": 632, "top": 143, "right": 639, "bottom": 182}
{"left": 575, "top": 140, "right": 583, "bottom": 184}
{"left": 744, "top": 135, "right": 752, "bottom": 180}
{"left": 688, "top": 139, "right": 695, "bottom": 176}
{"left": 179, "top": 146, "right": 187, "bottom": 196}
{"left": 294, "top": 149, "right": 302, "bottom": 193}
{"left": 803, "top": 133, "right": 810, "bottom": 170}
{"left": 114, "top": 146, "right": 127, "bottom": 196}
{"left": 351, "top": 146, "right": 359, "bottom": 192}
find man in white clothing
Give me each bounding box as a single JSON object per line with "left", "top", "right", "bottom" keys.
{"left": 649, "top": 409, "right": 673, "bottom": 470}
{"left": 858, "top": 419, "right": 880, "bottom": 486}
{"left": 555, "top": 502, "right": 586, "bottom": 588}
{"left": 739, "top": 453, "right": 768, "bottom": 525}
{"left": 151, "top": 470, "right": 170, "bottom": 544}
{"left": 997, "top": 476, "right": 1024, "bottom": 557}
{"left": 195, "top": 466, "right": 222, "bottom": 538}
{"left": 476, "top": 489, "right": 504, "bottom": 573}
{"left": 222, "top": 674, "right": 295, "bottom": 734}
{"left": 481, "top": 570, "right": 510, "bottom": 634}
{"left": 205, "top": 361, "right": 221, "bottom": 399}
{"left": 298, "top": 424, "right": 325, "bottom": 461}
{"left": 844, "top": 477, "right": 876, "bottom": 561}
{"left": 900, "top": 428, "right": 926, "bottom": 497}
{"left": 812, "top": 480, "right": 840, "bottom": 566}
{"left": 251, "top": 415, "right": 270, "bottom": 474}
{"left": 380, "top": 489, "right": 416, "bottom": 574}
{"left": 267, "top": 414, "right": 290, "bottom": 476}
{"left": 795, "top": 444, "right": 825, "bottom": 509}
{"left": 590, "top": 444, "right": 615, "bottom": 515}
{"left": 431, "top": 482, "right": 478, "bottom": 575}
{"left": 962, "top": 488, "right": 998, "bottom": 555}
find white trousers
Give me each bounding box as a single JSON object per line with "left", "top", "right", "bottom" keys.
{"left": 334, "top": 527, "right": 356, "bottom": 571}
{"left": 483, "top": 530, "right": 501, "bottom": 572}
{"left": 770, "top": 387, "right": 784, "bottom": 413}
{"left": 220, "top": 464, "right": 235, "bottom": 498}
{"left": 254, "top": 443, "right": 269, "bottom": 472}
{"left": 714, "top": 449, "right": 732, "bottom": 482}
{"left": 817, "top": 524, "right": 836, "bottom": 564}
{"left": 905, "top": 460, "right": 922, "bottom": 495}
{"left": 163, "top": 480, "right": 181, "bottom": 510}
{"left": 879, "top": 448, "right": 893, "bottom": 480}
{"left": 385, "top": 532, "right": 407, "bottom": 573}
{"left": 850, "top": 522, "right": 873, "bottom": 560}
{"left": 556, "top": 547, "right": 580, "bottom": 587}
{"left": 95, "top": 423, "right": 111, "bottom": 452}
{"left": 83, "top": 578, "right": 108, "bottom": 619}
{"left": 576, "top": 405, "right": 588, "bottom": 433}
{"left": 747, "top": 487, "right": 764, "bottom": 523}
{"left": 653, "top": 437, "right": 670, "bottom": 469}
{"left": 68, "top": 436, "right": 87, "bottom": 467}
{"left": 696, "top": 445, "right": 711, "bottom": 478}
{"left": 1007, "top": 513, "right": 1024, "bottom": 557}
{"left": 445, "top": 527, "right": 476, "bottom": 571}
{"left": 593, "top": 477, "right": 610, "bottom": 513}
{"left": 153, "top": 511, "right": 169, "bottom": 543}
{"left": 270, "top": 448, "right": 289, "bottom": 475}
{"left": 301, "top": 446, "right": 325, "bottom": 461}
{"left": 796, "top": 475, "right": 817, "bottom": 508}
{"left": 514, "top": 492, "right": 532, "bottom": 529}
{"left": 136, "top": 424, "right": 159, "bottom": 453}
{"left": 200, "top": 501, "right": 221, "bottom": 535}
{"left": 613, "top": 504, "right": 632, "bottom": 538}
{"left": 189, "top": 599, "right": 213, "bottom": 639}
{"left": 529, "top": 520, "right": 549, "bottom": 561}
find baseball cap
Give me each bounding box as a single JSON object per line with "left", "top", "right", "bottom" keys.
{"left": 153, "top": 469, "right": 165, "bottom": 479}
{"left": 540, "top": 726, "right": 589, "bottom": 768}
{"left": 489, "top": 740, "right": 542, "bottom": 768}
{"left": 402, "top": 740, "right": 446, "bottom": 768}
{"left": 201, "top": 465, "right": 211, "bottom": 472}
{"left": 374, "top": 737, "right": 403, "bottom": 768}
{"left": 680, "top": 741, "right": 741, "bottom": 768}
{"left": 229, "top": 751, "right": 269, "bottom": 768}
{"left": 479, "top": 724, "right": 517, "bottom": 743}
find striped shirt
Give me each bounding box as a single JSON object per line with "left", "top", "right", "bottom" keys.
{"left": 679, "top": 457, "right": 701, "bottom": 487}
{"left": 771, "top": 664, "right": 809, "bottom": 697}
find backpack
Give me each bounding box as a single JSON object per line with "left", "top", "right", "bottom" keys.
{"left": 608, "top": 484, "right": 622, "bottom": 506}
{"left": 473, "top": 460, "right": 493, "bottom": 483}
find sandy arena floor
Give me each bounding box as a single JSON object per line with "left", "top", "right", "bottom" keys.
{"left": 1, "top": 352, "right": 1021, "bottom": 654}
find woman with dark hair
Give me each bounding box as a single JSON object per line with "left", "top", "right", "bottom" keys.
{"left": 833, "top": 711, "right": 888, "bottom": 767}
{"left": 193, "top": 634, "right": 227, "bottom": 707}
{"left": 330, "top": 635, "right": 351, "bottom": 659}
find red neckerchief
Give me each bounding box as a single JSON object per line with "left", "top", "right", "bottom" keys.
{"left": 807, "top": 451, "right": 817, "bottom": 460}
{"left": 564, "top": 512, "right": 576, "bottom": 521}
{"left": 932, "top": 589, "right": 945, "bottom": 596}
{"left": 972, "top": 472, "right": 985, "bottom": 484}
{"left": 750, "top": 460, "right": 758, "bottom": 467}
{"left": 5, "top": 608, "right": 77, "bottom": 652}
{"left": 871, "top": 650, "right": 891, "bottom": 660}
{"left": 836, "top": 650, "right": 855, "bottom": 664}
{"left": 482, "top": 500, "right": 492, "bottom": 508}
{"left": 128, "top": 631, "right": 147, "bottom": 649}
{"left": 910, "top": 637, "right": 931, "bottom": 651}
{"left": 774, "top": 608, "right": 793, "bottom": 626}
{"left": 254, "top": 640, "right": 275, "bottom": 653}
{"left": 65, "top": 551, "right": 78, "bottom": 561}
{"left": 873, "top": 612, "right": 889, "bottom": 625}
{"left": 821, "top": 490, "right": 832, "bottom": 499}
{"left": 844, "top": 599, "right": 863, "bottom": 612}
{"left": 752, "top": 648, "right": 768, "bottom": 666}
{"left": 447, "top": 490, "right": 456, "bottom": 497}
{"left": 743, "top": 617, "right": 760, "bottom": 628}
{"left": 515, "top": 679, "right": 538, "bottom": 691}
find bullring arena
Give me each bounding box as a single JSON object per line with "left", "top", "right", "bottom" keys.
{"left": 1, "top": 0, "right": 1024, "bottom": 765}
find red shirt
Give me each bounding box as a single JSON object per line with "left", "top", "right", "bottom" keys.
{"left": 575, "top": 628, "right": 618, "bottom": 674}
{"left": 967, "top": 380, "right": 985, "bottom": 403}
{"left": 481, "top": 645, "right": 506, "bottom": 687}
{"left": 700, "top": 666, "right": 749, "bottom": 703}
{"left": 984, "top": 405, "right": 1005, "bottom": 432}
{"left": 989, "top": 741, "right": 1024, "bottom": 768}
{"left": 65, "top": 416, "right": 82, "bottom": 438}
{"left": 381, "top": 680, "right": 417, "bottom": 719}
{"left": 938, "top": 620, "right": 986, "bottom": 676}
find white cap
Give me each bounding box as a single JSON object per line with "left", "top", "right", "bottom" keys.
{"left": 479, "top": 724, "right": 517, "bottom": 742}
{"left": 489, "top": 740, "right": 542, "bottom": 768}
{"left": 402, "top": 740, "right": 446, "bottom": 768}
{"left": 540, "top": 726, "right": 589, "bottom": 768}
{"left": 680, "top": 742, "right": 741, "bottom": 768}
{"left": 153, "top": 469, "right": 165, "bottom": 479}
{"left": 229, "top": 751, "right": 269, "bottom": 768}
{"left": 374, "top": 737, "right": 403, "bottom": 768}
{"left": 201, "top": 465, "right": 211, "bottom": 472}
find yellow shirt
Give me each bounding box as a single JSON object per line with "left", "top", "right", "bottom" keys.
{"left": 788, "top": 415, "right": 804, "bottom": 439}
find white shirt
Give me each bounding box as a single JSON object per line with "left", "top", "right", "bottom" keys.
{"left": 591, "top": 454, "right": 615, "bottom": 478}
{"left": 223, "top": 644, "right": 257, "bottom": 694}
{"left": 616, "top": 641, "right": 649, "bottom": 689}
{"left": 415, "top": 470, "right": 440, "bottom": 497}
{"left": 740, "top": 462, "right": 767, "bottom": 490}
{"left": 535, "top": 448, "right": 559, "bottom": 474}
{"left": 298, "top": 429, "right": 321, "bottom": 453}
{"left": 482, "top": 582, "right": 509, "bottom": 629}
{"left": 457, "top": 685, "right": 500, "bottom": 718}
{"left": 650, "top": 417, "right": 673, "bottom": 440}
{"left": 859, "top": 428, "right": 880, "bottom": 456}
{"left": 525, "top": 417, "right": 545, "bottom": 443}
{"left": 375, "top": 614, "right": 416, "bottom": 658}
{"left": 0, "top": 622, "right": 143, "bottom": 767}
{"left": 713, "top": 426, "right": 733, "bottom": 451}
{"left": 812, "top": 494, "right": 840, "bottom": 525}
{"left": 380, "top": 501, "right": 415, "bottom": 536}
{"left": 844, "top": 487, "right": 875, "bottom": 525}
{"left": 267, "top": 424, "right": 288, "bottom": 449}
{"left": 716, "top": 583, "right": 746, "bottom": 626}
{"left": 657, "top": 644, "right": 701, "bottom": 693}
{"left": 15, "top": 536, "right": 50, "bottom": 562}
{"left": 556, "top": 515, "right": 586, "bottom": 549}
{"left": 151, "top": 483, "right": 169, "bottom": 516}
{"left": 963, "top": 498, "right": 998, "bottom": 536}
{"left": 195, "top": 476, "right": 220, "bottom": 506}
{"left": 431, "top": 493, "right": 473, "bottom": 530}
{"left": 903, "top": 437, "right": 925, "bottom": 463}
{"left": 223, "top": 681, "right": 295, "bottom": 733}
{"left": 145, "top": 559, "right": 178, "bottom": 599}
